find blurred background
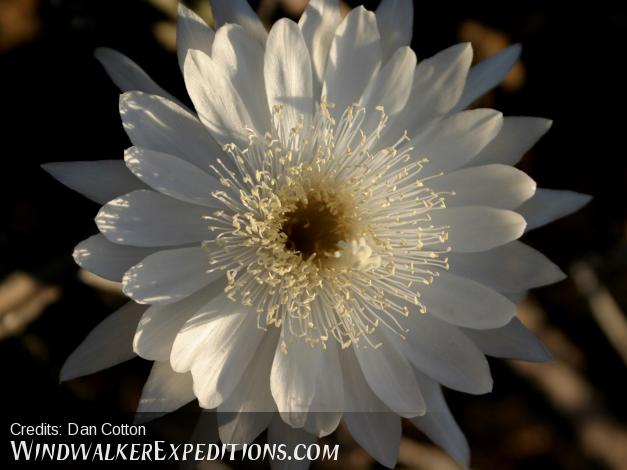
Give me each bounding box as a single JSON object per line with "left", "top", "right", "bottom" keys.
{"left": 0, "top": 0, "right": 626, "bottom": 468}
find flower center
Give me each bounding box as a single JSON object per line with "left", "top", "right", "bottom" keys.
{"left": 281, "top": 191, "right": 352, "bottom": 261}
{"left": 204, "top": 102, "right": 451, "bottom": 348}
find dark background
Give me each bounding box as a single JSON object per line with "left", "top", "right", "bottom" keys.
{"left": 1, "top": 0, "right": 626, "bottom": 468}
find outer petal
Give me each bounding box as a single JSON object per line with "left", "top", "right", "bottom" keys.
{"left": 217, "top": 332, "right": 278, "bottom": 444}
{"left": 124, "top": 147, "right": 220, "bottom": 207}
{"left": 188, "top": 412, "right": 219, "bottom": 447}
{"left": 96, "top": 190, "right": 212, "bottom": 247}
{"left": 396, "top": 310, "right": 493, "bottom": 394}
{"left": 341, "top": 348, "right": 388, "bottom": 413}
{"left": 42, "top": 160, "right": 146, "bottom": 205}
{"left": 375, "top": 0, "right": 413, "bottom": 63}
{"left": 184, "top": 49, "right": 257, "bottom": 147}
{"left": 353, "top": 328, "right": 426, "bottom": 417}
{"left": 211, "top": 0, "right": 268, "bottom": 46}
{"left": 119, "top": 91, "right": 223, "bottom": 170}
{"left": 453, "top": 44, "right": 521, "bottom": 112}
{"left": 271, "top": 333, "right": 324, "bottom": 428}
{"left": 133, "top": 280, "right": 224, "bottom": 361}
{"left": 410, "top": 108, "right": 502, "bottom": 175}
{"left": 123, "top": 246, "right": 223, "bottom": 305}
{"left": 322, "top": 6, "right": 382, "bottom": 118}
{"left": 429, "top": 164, "right": 536, "bottom": 210}
{"left": 298, "top": 0, "right": 341, "bottom": 100}
{"left": 94, "top": 48, "right": 181, "bottom": 105}
{"left": 421, "top": 270, "right": 517, "bottom": 329}
{"left": 73, "top": 234, "right": 154, "bottom": 282}
{"left": 341, "top": 349, "right": 401, "bottom": 468}
{"left": 60, "top": 302, "right": 146, "bottom": 381}
{"left": 448, "top": 241, "right": 566, "bottom": 293}
{"left": 176, "top": 3, "right": 214, "bottom": 71}
{"left": 212, "top": 24, "right": 271, "bottom": 134}
{"left": 411, "top": 371, "right": 470, "bottom": 468}
{"left": 505, "top": 291, "right": 529, "bottom": 304}
{"left": 136, "top": 361, "right": 195, "bottom": 413}
{"left": 517, "top": 188, "right": 591, "bottom": 231}
{"left": 267, "top": 415, "right": 317, "bottom": 470}
{"left": 303, "top": 343, "right": 343, "bottom": 437}
{"left": 171, "top": 297, "right": 265, "bottom": 409}
{"left": 218, "top": 412, "right": 273, "bottom": 447}
{"left": 360, "top": 46, "right": 416, "bottom": 117}
{"left": 470, "top": 117, "right": 553, "bottom": 167}
{"left": 388, "top": 43, "right": 472, "bottom": 141}
{"left": 428, "top": 206, "right": 526, "bottom": 253}
{"left": 303, "top": 412, "right": 341, "bottom": 440}
{"left": 462, "top": 317, "right": 552, "bottom": 362}
{"left": 344, "top": 412, "right": 401, "bottom": 469}
{"left": 265, "top": 19, "right": 314, "bottom": 143}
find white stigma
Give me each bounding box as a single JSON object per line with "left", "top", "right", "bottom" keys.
{"left": 333, "top": 238, "right": 381, "bottom": 271}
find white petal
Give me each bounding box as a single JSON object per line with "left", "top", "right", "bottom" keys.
{"left": 463, "top": 317, "right": 552, "bottom": 362}
{"left": 123, "top": 246, "right": 222, "bottom": 304}
{"left": 218, "top": 412, "right": 273, "bottom": 446}
{"left": 133, "top": 280, "right": 224, "bottom": 361}
{"left": 390, "top": 43, "right": 472, "bottom": 140}
{"left": 212, "top": 24, "right": 271, "bottom": 134}
{"left": 429, "top": 206, "right": 526, "bottom": 252}
{"left": 73, "top": 234, "right": 154, "bottom": 282}
{"left": 94, "top": 48, "right": 181, "bottom": 105}
{"left": 517, "top": 188, "right": 591, "bottom": 231}
{"left": 352, "top": 328, "right": 425, "bottom": 417}
{"left": 303, "top": 412, "right": 341, "bottom": 440}
{"left": 298, "top": 0, "right": 341, "bottom": 100}
{"left": 448, "top": 241, "right": 566, "bottom": 293}
{"left": 267, "top": 415, "right": 317, "bottom": 470}
{"left": 375, "top": 0, "right": 413, "bottom": 63}
{"left": 360, "top": 46, "right": 416, "bottom": 117}
{"left": 217, "top": 332, "right": 277, "bottom": 444}
{"left": 341, "top": 349, "right": 401, "bottom": 467}
{"left": 341, "top": 348, "right": 388, "bottom": 413}
{"left": 322, "top": 6, "right": 382, "bottom": 118}
{"left": 429, "top": 164, "right": 536, "bottom": 209}
{"left": 119, "top": 91, "right": 223, "bottom": 170}
{"left": 303, "top": 342, "right": 343, "bottom": 436}
{"left": 344, "top": 412, "right": 401, "bottom": 469}
{"left": 96, "top": 190, "right": 212, "bottom": 247}
{"left": 124, "top": 147, "right": 219, "bottom": 206}
{"left": 184, "top": 49, "right": 257, "bottom": 147}
{"left": 470, "top": 117, "right": 553, "bottom": 166}
{"left": 411, "top": 108, "right": 502, "bottom": 175}
{"left": 421, "top": 270, "right": 517, "bottom": 329}
{"left": 271, "top": 333, "right": 324, "bottom": 427}
{"left": 211, "top": 0, "right": 267, "bottom": 46}
{"left": 505, "top": 291, "right": 528, "bottom": 304}
{"left": 42, "top": 160, "right": 146, "bottom": 205}
{"left": 453, "top": 44, "right": 521, "bottom": 112}
{"left": 136, "top": 361, "right": 195, "bottom": 413}
{"left": 411, "top": 372, "right": 470, "bottom": 468}
{"left": 265, "top": 19, "right": 314, "bottom": 143}
{"left": 397, "top": 310, "right": 493, "bottom": 394}
{"left": 177, "top": 412, "right": 219, "bottom": 470}
{"left": 188, "top": 411, "right": 219, "bottom": 447}
{"left": 60, "top": 302, "right": 145, "bottom": 381}
{"left": 171, "top": 297, "right": 265, "bottom": 408}
{"left": 218, "top": 329, "right": 277, "bottom": 412}
{"left": 176, "top": 3, "right": 214, "bottom": 70}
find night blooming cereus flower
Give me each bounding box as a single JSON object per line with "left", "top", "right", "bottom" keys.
{"left": 44, "top": 0, "right": 590, "bottom": 468}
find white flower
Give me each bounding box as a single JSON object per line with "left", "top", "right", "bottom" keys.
{"left": 45, "top": 0, "right": 590, "bottom": 468}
